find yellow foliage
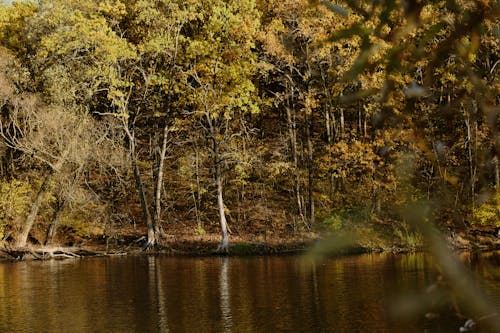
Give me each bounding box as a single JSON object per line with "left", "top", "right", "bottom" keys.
{"left": 473, "top": 190, "right": 500, "bottom": 227}
{"left": 97, "top": 0, "right": 126, "bottom": 19}
{"left": 0, "top": 1, "right": 37, "bottom": 53}
{"left": 0, "top": 179, "right": 34, "bottom": 232}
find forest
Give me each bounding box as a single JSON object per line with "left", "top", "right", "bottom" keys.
{"left": 0, "top": 0, "right": 498, "bottom": 253}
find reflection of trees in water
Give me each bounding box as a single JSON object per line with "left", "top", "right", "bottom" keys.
{"left": 220, "top": 257, "right": 233, "bottom": 332}
{"left": 148, "top": 256, "right": 170, "bottom": 333}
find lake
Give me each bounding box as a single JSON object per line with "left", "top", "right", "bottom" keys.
{"left": 0, "top": 252, "right": 499, "bottom": 332}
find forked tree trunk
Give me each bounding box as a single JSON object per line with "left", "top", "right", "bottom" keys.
{"left": 15, "top": 150, "right": 69, "bottom": 248}
{"left": 16, "top": 171, "right": 54, "bottom": 247}
{"left": 206, "top": 111, "right": 229, "bottom": 252}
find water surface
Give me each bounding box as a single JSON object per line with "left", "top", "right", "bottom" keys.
{"left": 0, "top": 252, "right": 499, "bottom": 332}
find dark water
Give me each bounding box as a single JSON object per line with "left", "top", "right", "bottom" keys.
{"left": 0, "top": 252, "right": 499, "bottom": 333}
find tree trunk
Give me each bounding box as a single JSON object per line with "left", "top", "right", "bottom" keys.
{"left": 358, "top": 109, "right": 362, "bottom": 137}
{"left": 340, "top": 108, "right": 345, "bottom": 140}
{"left": 286, "top": 104, "right": 303, "bottom": 222}
{"left": 205, "top": 109, "right": 229, "bottom": 252}
{"left": 325, "top": 106, "right": 332, "bottom": 146}
{"left": 215, "top": 141, "right": 229, "bottom": 252}
{"left": 127, "top": 127, "right": 154, "bottom": 248}
{"left": 153, "top": 124, "right": 169, "bottom": 236}
{"left": 464, "top": 114, "right": 476, "bottom": 209}
{"left": 493, "top": 155, "right": 499, "bottom": 188}
{"left": 45, "top": 199, "right": 65, "bottom": 245}
{"left": 216, "top": 173, "right": 229, "bottom": 252}
{"left": 15, "top": 144, "right": 70, "bottom": 248}
{"left": 16, "top": 171, "right": 54, "bottom": 247}
{"left": 0, "top": 147, "right": 14, "bottom": 178}
{"left": 306, "top": 112, "right": 315, "bottom": 228}
{"left": 324, "top": 105, "right": 336, "bottom": 206}
{"left": 193, "top": 142, "right": 202, "bottom": 229}
{"left": 363, "top": 111, "right": 368, "bottom": 138}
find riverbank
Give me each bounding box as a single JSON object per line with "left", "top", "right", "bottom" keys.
{"left": 0, "top": 231, "right": 318, "bottom": 261}
{"left": 1, "top": 227, "right": 499, "bottom": 262}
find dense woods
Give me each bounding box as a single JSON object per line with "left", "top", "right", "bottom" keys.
{"left": 0, "top": 0, "right": 498, "bottom": 251}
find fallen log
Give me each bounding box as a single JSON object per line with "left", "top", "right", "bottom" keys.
{"left": 0, "top": 246, "right": 106, "bottom": 261}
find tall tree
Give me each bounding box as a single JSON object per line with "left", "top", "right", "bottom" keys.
{"left": 183, "top": 0, "right": 260, "bottom": 252}
{"left": 123, "top": 0, "right": 200, "bottom": 247}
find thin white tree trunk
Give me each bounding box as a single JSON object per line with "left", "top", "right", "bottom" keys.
{"left": 216, "top": 161, "right": 229, "bottom": 252}
{"left": 153, "top": 124, "right": 169, "bottom": 236}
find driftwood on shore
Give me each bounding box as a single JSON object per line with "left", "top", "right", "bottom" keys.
{"left": 0, "top": 246, "right": 108, "bottom": 261}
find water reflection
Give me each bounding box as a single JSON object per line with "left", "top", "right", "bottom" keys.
{"left": 219, "top": 257, "right": 232, "bottom": 332}
{"left": 148, "top": 256, "right": 169, "bottom": 333}
{"left": 0, "top": 253, "right": 498, "bottom": 332}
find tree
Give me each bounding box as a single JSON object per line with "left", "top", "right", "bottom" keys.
{"left": 122, "top": 0, "right": 200, "bottom": 247}
{"left": 0, "top": 47, "right": 115, "bottom": 247}
{"left": 16, "top": 0, "right": 166, "bottom": 246}
{"left": 183, "top": 0, "right": 260, "bottom": 252}
{"left": 0, "top": 0, "right": 138, "bottom": 247}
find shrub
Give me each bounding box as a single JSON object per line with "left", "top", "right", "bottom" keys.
{"left": 473, "top": 189, "right": 500, "bottom": 227}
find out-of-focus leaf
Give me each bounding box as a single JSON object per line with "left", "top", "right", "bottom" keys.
{"left": 341, "top": 42, "right": 371, "bottom": 81}
{"left": 326, "top": 24, "right": 367, "bottom": 42}
{"left": 321, "top": 1, "right": 348, "bottom": 17}
{"left": 404, "top": 81, "right": 426, "bottom": 98}
{"left": 445, "top": 0, "right": 460, "bottom": 13}
{"left": 424, "top": 226, "right": 500, "bottom": 331}
{"left": 379, "top": 0, "right": 397, "bottom": 25}
{"left": 304, "top": 232, "right": 358, "bottom": 261}
{"left": 390, "top": 290, "right": 448, "bottom": 320}
{"left": 493, "top": 25, "right": 500, "bottom": 39}
{"left": 386, "top": 45, "right": 405, "bottom": 73}
{"left": 342, "top": 0, "right": 370, "bottom": 18}
{"left": 339, "top": 88, "right": 378, "bottom": 104}
{"left": 417, "top": 22, "right": 448, "bottom": 50}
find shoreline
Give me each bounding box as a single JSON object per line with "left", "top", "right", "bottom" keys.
{"left": 1, "top": 231, "right": 499, "bottom": 262}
